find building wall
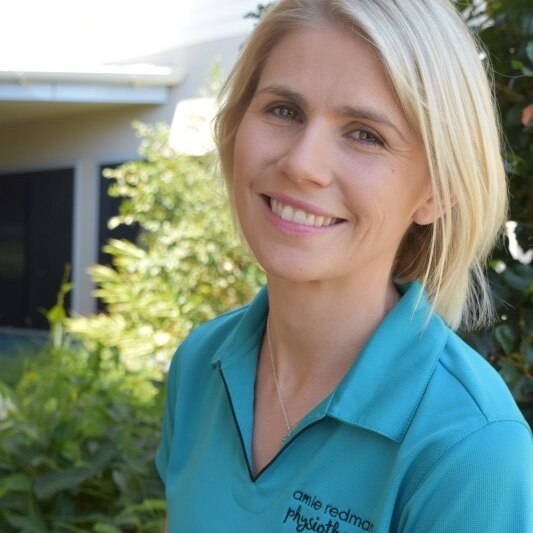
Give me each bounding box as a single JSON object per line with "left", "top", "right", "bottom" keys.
{"left": 0, "top": 34, "right": 247, "bottom": 318}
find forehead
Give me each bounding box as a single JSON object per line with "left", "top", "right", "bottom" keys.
{"left": 256, "top": 22, "right": 404, "bottom": 122}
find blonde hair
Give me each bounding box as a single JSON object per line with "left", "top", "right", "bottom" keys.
{"left": 214, "top": 0, "right": 508, "bottom": 330}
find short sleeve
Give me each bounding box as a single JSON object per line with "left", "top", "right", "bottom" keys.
{"left": 400, "top": 420, "right": 533, "bottom": 532}
{"left": 155, "top": 351, "right": 180, "bottom": 485}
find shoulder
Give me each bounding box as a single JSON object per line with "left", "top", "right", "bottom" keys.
{"left": 435, "top": 328, "right": 527, "bottom": 426}
{"left": 411, "top": 321, "right": 530, "bottom": 444}
{"left": 400, "top": 414, "right": 533, "bottom": 531}
{"left": 398, "top": 325, "right": 532, "bottom": 530}
{"left": 418, "top": 329, "right": 532, "bottom": 469}
{"left": 402, "top": 319, "right": 531, "bottom": 481}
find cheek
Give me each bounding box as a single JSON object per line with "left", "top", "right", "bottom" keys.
{"left": 233, "top": 123, "right": 264, "bottom": 185}
{"left": 340, "top": 162, "right": 422, "bottom": 236}
{"left": 233, "top": 126, "right": 248, "bottom": 178}
{"left": 337, "top": 157, "right": 392, "bottom": 211}
{"left": 235, "top": 115, "right": 290, "bottom": 169}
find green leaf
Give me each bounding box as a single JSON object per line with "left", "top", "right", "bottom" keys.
{"left": 494, "top": 324, "right": 517, "bottom": 355}
{"left": 34, "top": 467, "right": 93, "bottom": 500}
{"left": 0, "top": 473, "right": 31, "bottom": 497}
{"left": 47, "top": 305, "right": 66, "bottom": 325}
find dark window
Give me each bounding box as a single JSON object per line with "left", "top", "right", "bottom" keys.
{"left": 97, "top": 163, "right": 139, "bottom": 311}
{"left": 0, "top": 168, "right": 73, "bottom": 329}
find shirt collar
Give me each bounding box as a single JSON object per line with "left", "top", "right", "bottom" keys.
{"left": 327, "top": 282, "right": 448, "bottom": 441}
{"left": 210, "top": 285, "right": 269, "bottom": 368}
{"left": 210, "top": 282, "right": 448, "bottom": 442}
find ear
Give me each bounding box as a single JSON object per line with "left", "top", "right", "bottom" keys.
{"left": 412, "top": 188, "right": 456, "bottom": 226}
{"left": 412, "top": 195, "right": 438, "bottom": 226}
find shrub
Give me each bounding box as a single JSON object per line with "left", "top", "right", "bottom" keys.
{"left": 0, "top": 289, "right": 166, "bottom": 532}
{"left": 67, "top": 122, "right": 265, "bottom": 377}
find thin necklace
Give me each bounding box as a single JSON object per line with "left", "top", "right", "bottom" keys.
{"left": 266, "top": 316, "right": 292, "bottom": 447}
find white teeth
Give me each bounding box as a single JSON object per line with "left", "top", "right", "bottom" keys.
{"left": 293, "top": 210, "right": 307, "bottom": 224}
{"left": 269, "top": 197, "right": 337, "bottom": 227}
{"left": 304, "top": 214, "right": 315, "bottom": 226}
{"left": 281, "top": 205, "right": 294, "bottom": 221}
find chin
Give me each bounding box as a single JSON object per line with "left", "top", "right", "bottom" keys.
{"left": 256, "top": 256, "right": 336, "bottom": 285}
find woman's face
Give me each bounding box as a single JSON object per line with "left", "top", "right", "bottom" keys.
{"left": 233, "top": 22, "right": 435, "bottom": 286}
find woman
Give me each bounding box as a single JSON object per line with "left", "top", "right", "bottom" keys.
{"left": 157, "top": 0, "right": 532, "bottom": 531}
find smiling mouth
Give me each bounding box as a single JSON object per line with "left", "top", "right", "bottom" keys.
{"left": 262, "top": 195, "right": 344, "bottom": 228}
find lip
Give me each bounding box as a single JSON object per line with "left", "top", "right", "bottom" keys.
{"left": 260, "top": 193, "right": 345, "bottom": 236}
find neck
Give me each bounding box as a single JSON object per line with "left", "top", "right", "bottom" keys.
{"left": 266, "top": 272, "right": 399, "bottom": 388}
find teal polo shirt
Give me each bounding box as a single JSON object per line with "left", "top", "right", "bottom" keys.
{"left": 156, "top": 283, "right": 532, "bottom": 532}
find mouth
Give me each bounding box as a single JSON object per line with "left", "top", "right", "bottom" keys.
{"left": 261, "top": 195, "right": 345, "bottom": 228}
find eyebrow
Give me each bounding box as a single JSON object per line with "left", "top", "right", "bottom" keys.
{"left": 255, "top": 84, "right": 407, "bottom": 142}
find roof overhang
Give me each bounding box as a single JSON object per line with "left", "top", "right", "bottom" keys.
{"left": 0, "top": 64, "right": 183, "bottom": 126}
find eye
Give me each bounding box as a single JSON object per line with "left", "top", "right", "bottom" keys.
{"left": 347, "top": 128, "right": 384, "bottom": 147}
{"left": 267, "top": 104, "right": 302, "bottom": 123}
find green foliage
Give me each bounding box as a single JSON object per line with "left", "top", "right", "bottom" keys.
{"left": 67, "top": 122, "right": 265, "bottom": 376}
{"left": 469, "top": 0, "right": 532, "bottom": 225}
{"left": 459, "top": 0, "right": 532, "bottom": 423}
{"left": 0, "top": 294, "right": 166, "bottom": 532}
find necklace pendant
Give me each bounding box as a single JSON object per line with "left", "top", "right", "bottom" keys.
{"left": 267, "top": 318, "right": 293, "bottom": 450}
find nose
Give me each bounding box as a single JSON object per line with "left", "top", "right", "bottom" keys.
{"left": 277, "top": 121, "right": 334, "bottom": 187}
